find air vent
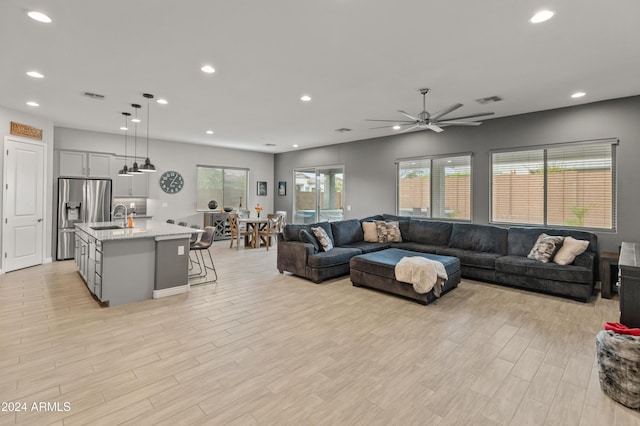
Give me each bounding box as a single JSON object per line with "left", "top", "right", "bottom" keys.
{"left": 475, "top": 95, "right": 502, "bottom": 104}
{"left": 264, "top": 143, "right": 276, "bottom": 147}
{"left": 335, "top": 128, "right": 352, "bottom": 133}
{"left": 83, "top": 91, "right": 105, "bottom": 100}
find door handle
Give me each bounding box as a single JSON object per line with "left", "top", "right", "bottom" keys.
{"left": 37, "top": 218, "right": 43, "bottom": 222}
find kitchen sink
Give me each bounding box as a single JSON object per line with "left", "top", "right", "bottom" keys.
{"left": 90, "top": 225, "right": 124, "bottom": 230}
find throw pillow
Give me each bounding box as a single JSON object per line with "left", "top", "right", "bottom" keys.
{"left": 553, "top": 236, "right": 589, "bottom": 265}
{"left": 299, "top": 229, "right": 320, "bottom": 253}
{"left": 374, "top": 220, "right": 403, "bottom": 243}
{"left": 527, "top": 233, "right": 564, "bottom": 263}
{"left": 311, "top": 226, "right": 333, "bottom": 252}
{"left": 362, "top": 221, "right": 378, "bottom": 242}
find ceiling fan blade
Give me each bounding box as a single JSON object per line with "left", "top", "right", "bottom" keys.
{"left": 397, "top": 110, "right": 420, "bottom": 121}
{"left": 399, "top": 124, "right": 420, "bottom": 133}
{"left": 365, "top": 119, "right": 414, "bottom": 123}
{"left": 429, "top": 103, "right": 463, "bottom": 121}
{"left": 369, "top": 124, "right": 404, "bottom": 129}
{"left": 440, "top": 112, "right": 495, "bottom": 121}
{"left": 426, "top": 123, "right": 444, "bottom": 133}
{"left": 436, "top": 121, "right": 482, "bottom": 126}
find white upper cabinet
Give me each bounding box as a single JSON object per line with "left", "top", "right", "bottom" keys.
{"left": 59, "top": 151, "right": 111, "bottom": 178}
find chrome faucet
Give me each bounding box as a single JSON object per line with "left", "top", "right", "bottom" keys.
{"left": 112, "top": 204, "right": 127, "bottom": 225}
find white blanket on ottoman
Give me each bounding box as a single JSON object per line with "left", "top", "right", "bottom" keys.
{"left": 395, "top": 256, "right": 448, "bottom": 297}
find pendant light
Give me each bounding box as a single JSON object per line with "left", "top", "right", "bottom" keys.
{"left": 140, "top": 93, "right": 156, "bottom": 172}
{"left": 130, "top": 103, "right": 143, "bottom": 174}
{"left": 117, "top": 112, "right": 132, "bottom": 176}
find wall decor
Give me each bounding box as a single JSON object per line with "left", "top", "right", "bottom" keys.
{"left": 257, "top": 181, "right": 267, "bottom": 196}
{"left": 159, "top": 170, "right": 184, "bottom": 193}
{"left": 10, "top": 121, "right": 42, "bottom": 140}
{"left": 278, "top": 181, "right": 286, "bottom": 196}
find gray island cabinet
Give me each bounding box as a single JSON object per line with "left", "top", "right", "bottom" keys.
{"left": 74, "top": 219, "right": 193, "bottom": 306}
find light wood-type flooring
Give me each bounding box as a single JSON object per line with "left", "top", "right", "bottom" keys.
{"left": 1, "top": 241, "right": 639, "bottom": 425}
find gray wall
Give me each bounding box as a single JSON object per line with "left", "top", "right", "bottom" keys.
{"left": 274, "top": 95, "right": 640, "bottom": 252}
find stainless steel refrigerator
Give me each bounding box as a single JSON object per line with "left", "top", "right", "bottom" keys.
{"left": 57, "top": 178, "right": 112, "bottom": 260}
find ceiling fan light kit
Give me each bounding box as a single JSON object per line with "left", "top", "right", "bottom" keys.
{"left": 366, "top": 88, "right": 494, "bottom": 134}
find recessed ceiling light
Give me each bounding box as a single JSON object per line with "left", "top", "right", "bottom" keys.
{"left": 156, "top": 98, "right": 168, "bottom": 105}
{"left": 26, "top": 101, "right": 39, "bottom": 107}
{"left": 300, "top": 95, "right": 311, "bottom": 102}
{"left": 392, "top": 125, "right": 401, "bottom": 130}
{"left": 206, "top": 130, "right": 214, "bottom": 135}
{"left": 293, "top": 144, "right": 299, "bottom": 148}
{"left": 27, "top": 11, "right": 52, "bottom": 23}
{"left": 201, "top": 65, "right": 215, "bottom": 74}
{"left": 571, "top": 91, "right": 586, "bottom": 98}
{"left": 120, "top": 126, "right": 128, "bottom": 131}
{"left": 530, "top": 10, "right": 554, "bottom": 24}
{"left": 26, "top": 71, "right": 44, "bottom": 78}
{"left": 131, "top": 118, "right": 141, "bottom": 123}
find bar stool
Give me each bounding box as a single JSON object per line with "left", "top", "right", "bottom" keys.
{"left": 189, "top": 226, "right": 217, "bottom": 283}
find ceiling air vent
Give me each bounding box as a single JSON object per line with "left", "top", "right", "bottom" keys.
{"left": 335, "top": 128, "right": 352, "bottom": 133}
{"left": 83, "top": 91, "right": 105, "bottom": 100}
{"left": 475, "top": 95, "right": 502, "bottom": 104}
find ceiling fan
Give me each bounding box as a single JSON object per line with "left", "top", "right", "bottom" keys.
{"left": 366, "top": 88, "right": 495, "bottom": 133}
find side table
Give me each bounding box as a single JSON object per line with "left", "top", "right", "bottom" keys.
{"left": 599, "top": 251, "right": 619, "bottom": 299}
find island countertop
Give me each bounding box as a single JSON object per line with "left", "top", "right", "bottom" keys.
{"left": 75, "top": 219, "right": 195, "bottom": 241}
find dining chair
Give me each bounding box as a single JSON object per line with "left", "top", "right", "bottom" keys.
{"left": 228, "top": 213, "right": 251, "bottom": 250}
{"left": 258, "top": 213, "right": 282, "bottom": 251}
{"left": 189, "top": 226, "right": 217, "bottom": 283}
{"left": 275, "top": 210, "right": 287, "bottom": 226}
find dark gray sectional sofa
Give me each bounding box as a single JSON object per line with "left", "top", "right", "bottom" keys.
{"left": 276, "top": 214, "right": 598, "bottom": 302}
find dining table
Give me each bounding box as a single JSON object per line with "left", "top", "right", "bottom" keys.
{"left": 238, "top": 217, "right": 268, "bottom": 248}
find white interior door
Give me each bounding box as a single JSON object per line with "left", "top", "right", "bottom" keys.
{"left": 2, "top": 138, "right": 45, "bottom": 272}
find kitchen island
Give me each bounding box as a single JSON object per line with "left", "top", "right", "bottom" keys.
{"left": 75, "top": 219, "right": 195, "bottom": 306}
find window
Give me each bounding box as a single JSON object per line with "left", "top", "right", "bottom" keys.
{"left": 196, "top": 165, "right": 248, "bottom": 211}
{"left": 491, "top": 139, "right": 617, "bottom": 230}
{"left": 397, "top": 154, "right": 471, "bottom": 221}
{"left": 293, "top": 166, "right": 344, "bottom": 223}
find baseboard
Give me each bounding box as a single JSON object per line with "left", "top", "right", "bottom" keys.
{"left": 153, "top": 284, "right": 189, "bottom": 299}
{"left": 44, "top": 257, "right": 53, "bottom": 264}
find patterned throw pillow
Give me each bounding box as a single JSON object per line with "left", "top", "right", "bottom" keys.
{"left": 362, "top": 221, "right": 378, "bottom": 242}
{"left": 311, "top": 226, "right": 333, "bottom": 252}
{"left": 553, "top": 236, "right": 589, "bottom": 265}
{"left": 527, "top": 233, "right": 564, "bottom": 263}
{"left": 374, "top": 220, "right": 403, "bottom": 243}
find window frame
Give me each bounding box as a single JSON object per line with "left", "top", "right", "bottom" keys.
{"left": 195, "top": 164, "right": 249, "bottom": 212}
{"left": 396, "top": 152, "right": 473, "bottom": 222}
{"left": 489, "top": 138, "right": 618, "bottom": 232}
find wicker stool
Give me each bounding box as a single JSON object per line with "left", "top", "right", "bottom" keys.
{"left": 596, "top": 330, "right": 640, "bottom": 408}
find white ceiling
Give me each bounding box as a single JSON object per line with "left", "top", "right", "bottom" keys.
{"left": 2, "top": 0, "right": 640, "bottom": 153}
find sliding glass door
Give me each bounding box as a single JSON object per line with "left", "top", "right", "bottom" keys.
{"left": 293, "top": 166, "right": 344, "bottom": 223}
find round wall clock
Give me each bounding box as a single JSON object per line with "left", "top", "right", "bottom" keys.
{"left": 159, "top": 171, "right": 184, "bottom": 194}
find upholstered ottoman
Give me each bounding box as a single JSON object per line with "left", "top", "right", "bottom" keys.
{"left": 596, "top": 330, "right": 640, "bottom": 408}
{"left": 350, "top": 248, "right": 461, "bottom": 305}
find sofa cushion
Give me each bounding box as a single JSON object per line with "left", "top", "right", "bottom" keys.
{"left": 362, "top": 222, "right": 378, "bottom": 242}
{"left": 507, "top": 227, "right": 597, "bottom": 257}
{"left": 392, "top": 242, "right": 442, "bottom": 254}
{"left": 350, "top": 248, "right": 460, "bottom": 281}
{"left": 308, "top": 247, "right": 362, "bottom": 268}
{"left": 330, "top": 219, "right": 364, "bottom": 246}
{"left": 382, "top": 213, "right": 411, "bottom": 222}
{"left": 407, "top": 220, "right": 452, "bottom": 246}
{"left": 553, "top": 236, "right": 590, "bottom": 265}
{"left": 495, "top": 255, "right": 592, "bottom": 284}
{"left": 436, "top": 247, "right": 503, "bottom": 270}
{"left": 360, "top": 214, "right": 383, "bottom": 222}
{"left": 450, "top": 223, "right": 508, "bottom": 254}
{"left": 283, "top": 224, "right": 309, "bottom": 242}
{"left": 342, "top": 241, "right": 390, "bottom": 253}
{"left": 299, "top": 229, "right": 320, "bottom": 253}
{"left": 527, "top": 233, "right": 564, "bottom": 263}
{"left": 312, "top": 226, "right": 333, "bottom": 252}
